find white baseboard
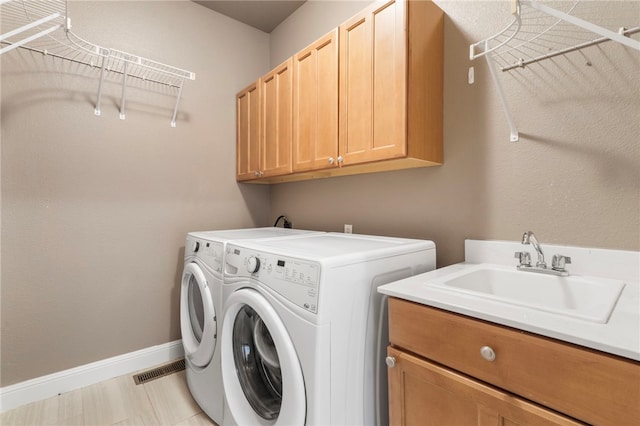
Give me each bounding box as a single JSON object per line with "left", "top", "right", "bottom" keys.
{"left": 0, "top": 340, "right": 184, "bottom": 413}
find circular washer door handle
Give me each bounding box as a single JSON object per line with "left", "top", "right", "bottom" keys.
{"left": 480, "top": 346, "right": 496, "bottom": 362}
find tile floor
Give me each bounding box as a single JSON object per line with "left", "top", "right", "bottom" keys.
{"left": 1, "top": 368, "right": 218, "bottom": 426}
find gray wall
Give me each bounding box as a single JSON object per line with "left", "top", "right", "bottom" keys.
{"left": 1, "top": 0, "right": 639, "bottom": 389}
{"left": 1, "top": 1, "right": 271, "bottom": 387}
{"left": 268, "top": 0, "right": 640, "bottom": 267}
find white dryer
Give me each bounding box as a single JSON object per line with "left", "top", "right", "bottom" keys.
{"left": 180, "top": 227, "right": 322, "bottom": 424}
{"left": 220, "top": 233, "right": 436, "bottom": 426}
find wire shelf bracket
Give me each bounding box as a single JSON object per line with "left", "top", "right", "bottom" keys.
{"left": 469, "top": 0, "right": 640, "bottom": 142}
{"left": 0, "top": 0, "right": 196, "bottom": 127}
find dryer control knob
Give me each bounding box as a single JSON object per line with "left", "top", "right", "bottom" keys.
{"left": 247, "top": 256, "right": 261, "bottom": 273}
{"left": 192, "top": 241, "right": 200, "bottom": 253}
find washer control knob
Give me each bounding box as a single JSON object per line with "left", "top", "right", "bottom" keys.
{"left": 192, "top": 241, "right": 200, "bottom": 253}
{"left": 247, "top": 256, "right": 261, "bottom": 273}
{"left": 385, "top": 356, "right": 396, "bottom": 368}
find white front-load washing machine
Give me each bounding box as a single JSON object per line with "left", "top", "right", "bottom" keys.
{"left": 220, "top": 232, "right": 436, "bottom": 426}
{"left": 180, "top": 227, "right": 322, "bottom": 424}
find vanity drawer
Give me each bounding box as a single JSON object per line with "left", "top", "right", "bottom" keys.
{"left": 388, "top": 297, "right": 640, "bottom": 426}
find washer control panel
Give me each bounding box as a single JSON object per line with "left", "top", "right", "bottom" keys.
{"left": 186, "top": 236, "right": 223, "bottom": 273}
{"left": 226, "top": 245, "right": 320, "bottom": 314}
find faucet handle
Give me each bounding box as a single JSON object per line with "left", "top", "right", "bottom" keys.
{"left": 514, "top": 251, "right": 532, "bottom": 267}
{"left": 551, "top": 254, "right": 572, "bottom": 272}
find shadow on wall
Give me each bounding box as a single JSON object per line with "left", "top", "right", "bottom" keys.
{"left": 171, "top": 246, "right": 186, "bottom": 341}
{"left": 0, "top": 49, "right": 190, "bottom": 125}
{"left": 237, "top": 182, "right": 272, "bottom": 226}
{"left": 520, "top": 133, "right": 640, "bottom": 190}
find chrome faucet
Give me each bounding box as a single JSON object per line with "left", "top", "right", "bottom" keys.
{"left": 522, "top": 231, "right": 546, "bottom": 268}
{"left": 515, "top": 231, "right": 571, "bottom": 276}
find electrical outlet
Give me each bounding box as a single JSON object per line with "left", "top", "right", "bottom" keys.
{"left": 344, "top": 224, "right": 353, "bottom": 234}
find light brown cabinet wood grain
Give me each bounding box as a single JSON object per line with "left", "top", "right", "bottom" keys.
{"left": 387, "top": 346, "right": 582, "bottom": 426}
{"left": 237, "top": 0, "right": 444, "bottom": 184}
{"left": 237, "top": 60, "right": 293, "bottom": 181}
{"left": 260, "top": 59, "right": 293, "bottom": 178}
{"left": 236, "top": 81, "right": 260, "bottom": 181}
{"left": 339, "top": 0, "right": 407, "bottom": 165}
{"left": 293, "top": 29, "right": 339, "bottom": 172}
{"left": 387, "top": 297, "right": 640, "bottom": 426}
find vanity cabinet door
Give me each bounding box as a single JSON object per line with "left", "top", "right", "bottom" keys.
{"left": 388, "top": 298, "right": 640, "bottom": 425}
{"left": 387, "top": 347, "right": 581, "bottom": 426}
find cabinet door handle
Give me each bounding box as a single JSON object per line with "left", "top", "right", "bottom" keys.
{"left": 385, "top": 356, "right": 396, "bottom": 368}
{"left": 328, "top": 157, "right": 335, "bottom": 165}
{"left": 480, "top": 346, "right": 496, "bottom": 362}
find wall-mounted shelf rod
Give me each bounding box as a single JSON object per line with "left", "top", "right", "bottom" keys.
{"left": 0, "top": 12, "right": 61, "bottom": 55}
{"left": 525, "top": 0, "right": 640, "bottom": 51}
{"left": 502, "top": 26, "right": 640, "bottom": 71}
{"left": 2, "top": 41, "right": 184, "bottom": 88}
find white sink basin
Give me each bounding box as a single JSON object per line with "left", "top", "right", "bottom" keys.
{"left": 428, "top": 264, "right": 625, "bottom": 323}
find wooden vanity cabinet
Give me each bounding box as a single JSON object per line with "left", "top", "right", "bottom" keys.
{"left": 387, "top": 346, "right": 581, "bottom": 426}
{"left": 236, "top": 59, "right": 293, "bottom": 181}
{"left": 387, "top": 297, "right": 640, "bottom": 426}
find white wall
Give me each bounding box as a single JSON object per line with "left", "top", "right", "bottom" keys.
{"left": 1, "top": 0, "right": 271, "bottom": 387}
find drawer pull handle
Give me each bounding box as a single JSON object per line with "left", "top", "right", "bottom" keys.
{"left": 385, "top": 356, "right": 396, "bottom": 368}
{"left": 480, "top": 346, "right": 496, "bottom": 362}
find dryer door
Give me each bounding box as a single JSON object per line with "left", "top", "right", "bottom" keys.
{"left": 180, "top": 262, "right": 217, "bottom": 367}
{"left": 221, "top": 288, "right": 306, "bottom": 425}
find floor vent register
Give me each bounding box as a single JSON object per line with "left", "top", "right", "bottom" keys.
{"left": 132, "top": 359, "right": 186, "bottom": 385}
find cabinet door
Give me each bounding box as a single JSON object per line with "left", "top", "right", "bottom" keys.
{"left": 387, "top": 347, "right": 581, "bottom": 426}
{"left": 261, "top": 59, "right": 293, "bottom": 178}
{"left": 293, "top": 29, "right": 339, "bottom": 172}
{"left": 236, "top": 82, "right": 261, "bottom": 181}
{"left": 339, "top": 0, "right": 407, "bottom": 166}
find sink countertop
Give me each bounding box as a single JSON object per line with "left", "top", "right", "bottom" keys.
{"left": 378, "top": 240, "right": 640, "bottom": 361}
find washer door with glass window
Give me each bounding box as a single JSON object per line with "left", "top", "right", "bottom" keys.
{"left": 180, "top": 262, "right": 217, "bottom": 367}
{"left": 221, "top": 288, "right": 306, "bottom": 425}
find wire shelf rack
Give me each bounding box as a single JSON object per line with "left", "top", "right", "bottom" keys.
{"left": 469, "top": 0, "right": 640, "bottom": 142}
{"left": 1, "top": 0, "right": 196, "bottom": 127}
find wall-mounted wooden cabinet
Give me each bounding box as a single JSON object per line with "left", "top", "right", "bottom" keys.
{"left": 293, "top": 29, "right": 339, "bottom": 172}
{"left": 236, "top": 0, "right": 443, "bottom": 184}
{"left": 260, "top": 59, "right": 293, "bottom": 178}
{"left": 387, "top": 297, "right": 640, "bottom": 426}
{"left": 339, "top": 0, "right": 407, "bottom": 165}
{"left": 237, "top": 60, "right": 293, "bottom": 181}
{"left": 236, "top": 81, "right": 260, "bottom": 181}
